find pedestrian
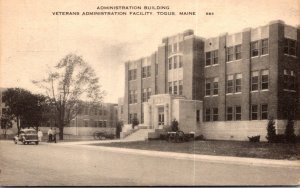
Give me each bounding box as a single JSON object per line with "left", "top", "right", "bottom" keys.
{"left": 38, "top": 129, "right": 43, "bottom": 142}
{"left": 47, "top": 127, "right": 53, "bottom": 142}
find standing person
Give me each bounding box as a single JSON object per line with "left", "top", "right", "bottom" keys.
{"left": 47, "top": 127, "right": 53, "bottom": 142}
{"left": 37, "top": 129, "right": 43, "bottom": 142}
{"left": 53, "top": 127, "right": 57, "bottom": 143}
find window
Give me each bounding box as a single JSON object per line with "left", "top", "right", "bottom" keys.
{"left": 206, "top": 52, "right": 211, "bottom": 66}
{"left": 290, "top": 71, "right": 296, "bottom": 90}
{"left": 147, "top": 66, "right": 151, "bottom": 77}
{"left": 235, "top": 45, "right": 241, "bottom": 60}
{"left": 284, "top": 69, "right": 297, "bottom": 90}
{"left": 251, "top": 105, "right": 258, "bottom": 120}
{"left": 261, "top": 39, "right": 269, "bottom": 55}
{"left": 235, "top": 106, "right": 241, "bottom": 120}
{"left": 173, "top": 56, "right": 177, "bottom": 69}
{"left": 178, "top": 56, "right": 183, "bottom": 68}
{"left": 284, "top": 38, "right": 296, "bottom": 56}
{"left": 235, "top": 74, "right": 242, "bottom": 93}
{"left": 205, "top": 80, "right": 211, "bottom": 96}
{"left": 213, "top": 77, "right": 218, "bottom": 95}
{"left": 212, "top": 50, "right": 218, "bottom": 65}
{"left": 205, "top": 108, "right": 210, "bottom": 122}
{"left": 196, "top": 110, "right": 200, "bottom": 122}
{"left": 168, "top": 58, "right": 172, "bottom": 70}
{"left": 226, "top": 107, "right": 233, "bottom": 121}
{"left": 103, "top": 121, "right": 106, "bottom": 127}
{"left": 206, "top": 50, "right": 218, "bottom": 66}
{"left": 129, "top": 90, "right": 137, "bottom": 104}
{"left": 168, "top": 82, "right": 172, "bottom": 94}
{"left": 142, "top": 67, "right": 147, "bottom": 78}
{"left": 227, "top": 75, "right": 234, "bottom": 94}
{"left": 179, "top": 80, "right": 183, "bottom": 95}
{"left": 261, "top": 70, "right": 269, "bottom": 90}
{"left": 147, "top": 88, "right": 151, "bottom": 100}
{"left": 213, "top": 108, "right": 218, "bottom": 121}
{"left": 173, "top": 81, "right": 178, "bottom": 95}
{"left": 226, "top": 47, "right": 234, "bottom": 62}
{"left": 251, "top": 71, "right": 259, "bottom": 91}
{"left": 84, "top": 120, "right": 89, "bottom": 127}
{"left": 251, "top": 41, "right": 259, "bottom": 57}
{"left": 142, "top": 89, "right": 147, "bottom": 102}
{"left": 261, "top": 104, "right": 268, "bottom": 120}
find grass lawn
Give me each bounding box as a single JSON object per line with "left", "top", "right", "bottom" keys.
{"left": 90, "top": 140, "right": 300, "bottom": 160}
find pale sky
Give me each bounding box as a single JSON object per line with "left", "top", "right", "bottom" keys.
{"left": 1, "top": 0, "right": 299, "bottom": 103}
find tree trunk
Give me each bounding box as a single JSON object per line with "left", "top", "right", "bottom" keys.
{"left": 59, "top": 126, "right": 64, "bottom": 140}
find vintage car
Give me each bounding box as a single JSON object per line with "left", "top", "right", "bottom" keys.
{"left": 14, "top": 129, "right": 39, "bottom": 145}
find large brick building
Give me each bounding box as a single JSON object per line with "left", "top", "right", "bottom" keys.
{"left": 123, "top": 20, "right": 300, "bottom": 141}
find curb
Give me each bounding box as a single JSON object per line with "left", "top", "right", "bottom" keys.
{"left": 57, "top": 143, "right": 300, "bottom": 169}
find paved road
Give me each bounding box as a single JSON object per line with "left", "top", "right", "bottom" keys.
{"left": 0, "top": 141, "right": 299, "bottom": 186}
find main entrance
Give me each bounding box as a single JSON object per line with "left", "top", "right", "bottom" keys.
{"left": 158, "top": 106, "right": 164, "bottom": 126}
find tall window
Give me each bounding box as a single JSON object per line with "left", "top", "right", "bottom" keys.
{"left": 251, "top": 41, "right": 259, "bottom": 57}
{"left": 261, "top": 39, "right": 269, "bottom": 55}
{"left": 168, "top": 82, "right": 172, "bottom": 94}
{"left": 179, "top": 80, "right": 183, "bottom": 95}
{"left": 226, "top": 107, "right": 233, "bottom": 121}
{"left": 142, "top": 67, "right": 147, "bottom": 78}
{"left": 284, "top": 69, "right": 297, "bottom": 90}
{"left": 226, "top": 47, "right": 234, "bottom": 62}
{"left": 206, "top": 52, "right": 211, "bottom": 66}
{"left": 147, "top": 66, "right": 151, "bottom": 77}
{"left": 235, "top": 45, "right": 241, "bottom": 60}
{"left": 227, "top": 75, "right": 234, "bottom": 94}
{"left": 251, "top": 71, "right": 259, "bottom": 91}
{"left": 261, "top": 70, "right": 269, "bottom": 90}
{"left": 213, "top": 108, "right": 218, "bottom": 121}
{"left": 290, "top": 71, "right": 296, "bottom": 90}
{"left": 251, "top": 105, "right": 258, "bottom": 120}
{"left": 128, "top": 69, "right": 137, "bottom": 81}
{"left": 235, "top": 74, "right": 242, "bottom": 93}
{"left": 178, "top": 56, "right": 183, "bottom": 68}
{"left": 235, "top": 106, "right": 241, "bottom": 120}
{"left": 213, "top": 77, "right": 219, "bottom": 95}
{"left": 147, "top": 88, "right": 151, "bottom": 100}
{"left": 173, "top": 56, "right": 177, "bottom": 69}
{"left": 205, "top": 79, "right": 211, "bottom": 96}
{"left": 196, "top": 110, "right": 200, "bottom": 122}
{"left": 205, "top": 108, "right": 210, "bottom": 122}
{"left": 168, "top": 58, "right": 172, "bottom": 70}
{"left": 173, "top": 81, "right": 178, "bottom": 95}
{"left": 261, "top": 104, "right": 268, "bottom": 120}
{"left": 284, "top": 38, "right": 296, "bottom": 56}
{"left": 142, "top": 89, "right": 147, "bottom": 102}
{"left": 212, "top": 50, "right": 218, "bottom": 65}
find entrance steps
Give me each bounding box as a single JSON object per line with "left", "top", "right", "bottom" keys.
{"left": 122, "top": 129, "right": 154, "bottom": 141}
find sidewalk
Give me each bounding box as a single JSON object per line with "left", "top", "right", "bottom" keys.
{"left": 55, "top": 140, "right": 300, "bottom": 169}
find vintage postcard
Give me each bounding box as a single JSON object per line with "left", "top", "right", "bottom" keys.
{"left": 0, "top": 0, "right": 299, "bottom": 186}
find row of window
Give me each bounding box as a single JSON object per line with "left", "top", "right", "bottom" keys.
{"left": 251, "top": 70, "right": 269, "bottom": 91}
{"left": 226, "top": 45, "right": 241, "bottom": 62}
{"left": 82, "top": 107, "right": 107, "bottom": 116}
{"left": 168, "top": 42, "right": 183, "bottom": 54}
{"left": 204, "top": 104, "right": 268, "bottom": 122}
{"left": 283, "top": 69, "right": 296, "bottom": 91}
{"left": 284, "top": 38, "right": 297, "bottom": 56}
{"left": 142, "top": 66, "right": 151, "bottom": 78}
{"left": 168, "top": 80, "right": 183, "bottom": 95}
{"left": 142, "top": 88, "right": 152, "bottom": 102}
{"left": 168, "top": 55, "right": 183, "bottom": 70}
{"left": 250, "top": 39, "right": 269, "bottom": 57}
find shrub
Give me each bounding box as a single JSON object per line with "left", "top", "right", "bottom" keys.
{"left": 195, "top": 135, "right": 205, "bottom": 141}
{"left": 274, "top": 134, "right": 286, "bottom": 143}
{"left": 285, "top": 119, "right": 296, "bottom": 143}
{"left": 131, "top": 117, "right": 139, "bottom": 129}
{"left": 171, "top": 119, "right": 179, "bottom": 132}
{"left": 266, "top": 118, "right": 276, "bottom": 143}
{"left": 248, "top": 135, "right": 260, "bottom": 142}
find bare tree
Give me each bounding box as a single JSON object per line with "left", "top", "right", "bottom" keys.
{"left": 33, "top": 53, "right": 105, "bottom": 140}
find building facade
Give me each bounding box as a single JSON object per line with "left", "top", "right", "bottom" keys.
{"left": 124, "top": 20, "right": 300, "bottom": 140}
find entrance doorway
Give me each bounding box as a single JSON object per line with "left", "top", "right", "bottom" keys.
{"left": 158, "top": 106, "right": 164, "bottom": 126}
